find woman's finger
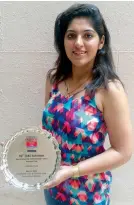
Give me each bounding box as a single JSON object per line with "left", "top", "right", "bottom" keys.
{"left": 44, "top": 181, "right": 55, "bottom": 189}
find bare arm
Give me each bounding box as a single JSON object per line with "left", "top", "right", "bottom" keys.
{"left": 76, "top": 82, "right": 133, "bottom": 177}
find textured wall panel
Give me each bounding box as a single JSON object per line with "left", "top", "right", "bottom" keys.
{"left": 117, "top": 52, "right": 134, "bottom": 127}
{"left": 1, "top": 1, "right": 75, "bottom": 51}
{"left": 0, "top": 52, "right": 57, "bottom": 139}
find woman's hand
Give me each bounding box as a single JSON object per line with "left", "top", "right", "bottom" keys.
{"left": 43, "top": 165, "right": 73, "bottom": 189}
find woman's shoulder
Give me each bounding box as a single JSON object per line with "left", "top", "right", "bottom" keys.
{"left": 106, "top": 79, "right": 124, "bottom": 92}
{"left": 95, "top": 80, "right": 125, "bottom": 113}
{"left": 102, "top": 80, "right": 125, "bottom": 102}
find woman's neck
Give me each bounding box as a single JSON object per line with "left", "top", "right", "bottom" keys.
{"left": 71, "top": 66, "right": 93, "bottom": 83}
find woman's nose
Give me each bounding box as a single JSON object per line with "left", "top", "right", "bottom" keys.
{"left": 74, "top": 36, "right": 84, "bottom": 48}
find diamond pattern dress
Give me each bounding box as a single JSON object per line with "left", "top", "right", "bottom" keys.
{"left": 42, "top": 82, "right": 112, "bottom": 205}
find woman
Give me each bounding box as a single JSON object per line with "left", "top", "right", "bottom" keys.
{"left": 42, "top": 3, "right": 133, "bottom": 205}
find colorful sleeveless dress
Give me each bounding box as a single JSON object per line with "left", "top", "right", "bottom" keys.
{"left": 42, "top": 82, "right": 112, "bottom": 205}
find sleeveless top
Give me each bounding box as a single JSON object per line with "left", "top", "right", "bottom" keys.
{"left": 42, "top": 82, "right": 112, "bottom": 205}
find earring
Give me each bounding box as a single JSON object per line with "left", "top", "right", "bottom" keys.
{"left": 99, "top": 46, "right": 103, "bottom": 50}
{"left": 97, "top": 48, "right": 105, "bottom": 55}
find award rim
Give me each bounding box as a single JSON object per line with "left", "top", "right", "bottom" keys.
{"left": 0, "top": 126, "right": 61, "bottom": 191}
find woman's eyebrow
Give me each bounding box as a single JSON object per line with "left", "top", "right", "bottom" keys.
{"left": 66, "top": 29, "right": 95, "bottom": 33}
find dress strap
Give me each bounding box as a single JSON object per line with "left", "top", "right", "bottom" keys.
{"left": 49, "top": 82, "right": 59, "bottom": 98}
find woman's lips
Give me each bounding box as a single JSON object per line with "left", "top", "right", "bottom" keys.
{"left": 73, "top": 51, "right": 87, "bottom": 56}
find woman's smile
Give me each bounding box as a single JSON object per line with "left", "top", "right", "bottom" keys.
{"left": 72, "top": 51, "right": 87, "bottom": 57}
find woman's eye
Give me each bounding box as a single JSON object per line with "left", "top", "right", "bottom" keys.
{"left": 67, "top": 34, "right": 75, "bottom": 39}
{"left": 85, "top": 34, "right": 92, "bottom": 39}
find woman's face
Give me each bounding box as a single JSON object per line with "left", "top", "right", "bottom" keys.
{"left": 64, "top": 17, "right": 104, "bottom": 69}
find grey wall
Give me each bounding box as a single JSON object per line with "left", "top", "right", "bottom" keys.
{"left": 0, "top": 1, "right": 134, "bottom": 205}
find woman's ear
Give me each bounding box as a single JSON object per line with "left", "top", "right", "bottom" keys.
{"left": 99, "top": 35, "right": 105, "bottom": 50}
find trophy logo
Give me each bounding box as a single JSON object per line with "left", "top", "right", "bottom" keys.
{"left": 25, "top": 136, "right": 37, "bottom": 152}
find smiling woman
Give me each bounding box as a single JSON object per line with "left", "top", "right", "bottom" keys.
{"left": 42, "top": 3, "right": 133, "bottom": 205}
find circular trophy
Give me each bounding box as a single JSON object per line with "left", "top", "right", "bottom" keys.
{"left": 0, "top": 127, "right": 61, "bottom": 191}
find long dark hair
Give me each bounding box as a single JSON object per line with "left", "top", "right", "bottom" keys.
{"left": 47, "top": 3, "right": 123, "bottom": 94}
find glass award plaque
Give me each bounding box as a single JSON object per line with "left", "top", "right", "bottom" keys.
{"left": 0, "top": 127, "right": 61, "bottom": 191}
